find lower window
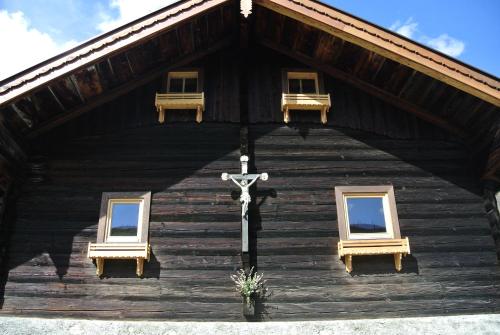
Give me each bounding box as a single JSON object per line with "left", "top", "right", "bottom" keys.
{"left": 335, "top": 185, "right": 401, "bottom": 240}
{"left": 97, "top": 192, "right": 151, "bottom": 244}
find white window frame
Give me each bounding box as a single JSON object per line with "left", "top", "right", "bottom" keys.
{"left": 343, "top": 193, "right": 394, "bottom": 240}
{"left": 167, "top": 71, "right": 199, "bottom": 93}
{"left": 105, "top": 199, "right": 145, "bottom": 243}
{"left": 287, "top": 71, "right": 319, "bottom": 94}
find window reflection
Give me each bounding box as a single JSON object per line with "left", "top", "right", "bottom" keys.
{"left": 346, "top": 197, "right": 387, "bottom": 234}
{"left": 110, "top": 203, "right": 140, "bottom": 236}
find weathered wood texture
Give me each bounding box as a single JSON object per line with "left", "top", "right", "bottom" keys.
{"left": 38, "top": 46, "right": 452, "bottom": 145}
{"left": 252, "top": 5, "right": 500, "bottom": 152}
{"left": 1, "top": 123, "right": 498, "bottom": 320}
{"left": 0, "top": 159, "right": 13, "bottom": 268}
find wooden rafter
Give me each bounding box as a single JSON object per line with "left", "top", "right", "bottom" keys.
{"left": 258, "top": 38, "right": 468, "bottom": 138}
{"left": 27, "top": 36, "right": 235, "bottom": 139}
{"left": 255, "top": 0, "right": 500, "bottom": 107}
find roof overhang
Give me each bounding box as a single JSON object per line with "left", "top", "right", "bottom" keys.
{"left": 0, "top": 0, "right": 231, "bottom": 106}
{"left": 255, "top": 0, "right": 500, "bottom": 107}
{"left": 0, "top": 0, "right": 498, "bottom": 181}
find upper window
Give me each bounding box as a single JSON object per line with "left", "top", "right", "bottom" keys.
{"left": 287, "top": 72, "right": 319, "bottom": 94}
{"left": 167, "top": 71, "right": 199, "bottom": 93}
{"left": 335, "top": 186, "right": 401, "bottom": 241}
{"left": 96, "top": 192, "right": 151, "bottom": 244}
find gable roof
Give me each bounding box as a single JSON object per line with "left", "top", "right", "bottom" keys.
{"left": 0, "top": 0, "right": 498, "bottom": 176}
{"left": 2, "top": 0, "right": 498, "bottom": 107}
{"left": 257, "top": 0, "right": 499, "bottom": 106}
{"left": 0, "top": 0, "right": 229, "bottom": 105}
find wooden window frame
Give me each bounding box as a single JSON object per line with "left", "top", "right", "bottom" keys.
{"left": 96, "top": 192, "right": 151, "bottom": 244}
{"left": 334, "top": 185, "right": 401, "bottom": 241}
{"left": 283, "top": 69, "right": 325, "bottom": 94}
{"left": 166, "top": 70, "right": 201, "bottom": 93}
{"left": 286, "top": 71, "right": 319, "bottom": 94}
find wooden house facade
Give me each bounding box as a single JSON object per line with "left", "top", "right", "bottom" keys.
{"left": 0, "top": 0, "right": 499, "bottom": 324}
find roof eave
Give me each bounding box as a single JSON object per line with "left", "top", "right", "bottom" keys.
{"left": 255, "top": 0, "right": 500, "bottom": 107}
{"left": 0, "top": 0, "right": 230, "bottom": 107}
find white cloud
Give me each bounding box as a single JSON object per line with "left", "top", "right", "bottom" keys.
{"left": 97, "top": 0, "right": 177, "bottom": 32}
{"left": 426, "top": 34, "right": 465, "bottom": 57}
{"left": 389, "top": 17, "right": 418, "bottom": 38}
{"left": 0, "top": 10, "right": 77, "bottom": 81}
{"left": 389, "top": 17, "right": 465, "bottom": 58}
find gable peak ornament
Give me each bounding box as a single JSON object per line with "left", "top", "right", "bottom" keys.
{"left": 240, "top": 0, "right": 252, "bottom": 18}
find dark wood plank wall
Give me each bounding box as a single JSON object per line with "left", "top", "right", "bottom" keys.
{"left": 1, "top": 44, "right": 498, "bottom": 320}
{"left": 0, "top": 159, "right": 13, "bottom": 267}
{"left": 249, "top": 125, "right": 499, "bottom": 319}
{"left": 39, "top": 46, "right": 451, "bottom": 146}
{"left": 1, "top": 123, "right": 498, "bottom": 319}
{"left": 2, "top": 124, "right": 245, "bottom": 319}
{"left": 245, "top": 47, "right": 452, "bottom": 142}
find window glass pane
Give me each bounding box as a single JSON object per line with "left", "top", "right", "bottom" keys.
{"left": 184, "top": 78, "right": 198, "bottom": 93}
{"left": 110, "top": 203, "right": 140, "bottom": 236}
{"left": 169, "top": 78, "right": 183, "bottom": 92}
{"left": 288, "top": 79, "right": 301, "bottom": 93}
{"left": 346, "top": 197, "right": 387, "bottom": 233}
{"left": 301, "top": 79, "right": 317, "bottom": 93}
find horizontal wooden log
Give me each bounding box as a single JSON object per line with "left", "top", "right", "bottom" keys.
{"left": 3, "top": 124, "right": 498, "bottom": 320}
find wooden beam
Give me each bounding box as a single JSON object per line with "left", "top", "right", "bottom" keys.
{"left": 11, "top": 103, "right": 34, "bottom": 128}
{"left": 258, "top": 38, "right": 468, "bottom": 138}
{"left": 27, "top": 36, "right": 235, "bottom": 139}
{"left": 255, "top": 0, "right": 500, "bottom": 107}
{"left": 47, "top": 86, "right": 67, "bottom": 113}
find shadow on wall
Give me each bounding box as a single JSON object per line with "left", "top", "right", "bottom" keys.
{"left": 0, "top": 124, "right": 243, "bottom": 290}
{"left": 347, "top": 254, "right": 419, "bottom": 276}
{"left": 0, "top": 121, "right": 486, "bottom": 311}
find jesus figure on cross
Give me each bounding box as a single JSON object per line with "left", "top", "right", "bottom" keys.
{"left": 221, "top": 155, "right": 268, "bottom": 253}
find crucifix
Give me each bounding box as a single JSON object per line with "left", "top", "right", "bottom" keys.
{"left": 221, "top": 155, "right": 268, "bottom": 253}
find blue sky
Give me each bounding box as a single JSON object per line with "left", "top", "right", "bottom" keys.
{"left": 0, "top": 0, "right": 498, "bottom": 80}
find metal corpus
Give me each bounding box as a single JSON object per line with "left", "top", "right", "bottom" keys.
{"left": 221, "top": 155, "right": 268, "bottom": 253}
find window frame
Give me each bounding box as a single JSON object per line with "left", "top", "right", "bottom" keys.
{"left": 166, "top": 71, "right": 200, "bottom": 93}
{"left": 96, "top": 192, "right": 151, "bottom": 244}
{"left": 334, "top": 185, "right": 401, "bottom": 241}
{"left": 286, "top": 71, "right": 320, "bottom": 94}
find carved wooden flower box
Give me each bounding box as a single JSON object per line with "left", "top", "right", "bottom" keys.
{"left": 337, "top": 237, "right": 410, "bottom": 273}
{"left": 155, "top": 92, "right": 205, "bottom": 123}
{"left": 281, "top": 93, "right": 331, "bottom": 124}
{"left": 88, "top": 242, "right": 150, "bottom": 277}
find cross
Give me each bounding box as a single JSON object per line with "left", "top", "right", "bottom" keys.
{"left": 221, "top": 155, "right": 268, "bottom": 253}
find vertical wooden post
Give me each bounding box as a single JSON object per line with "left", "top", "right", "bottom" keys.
{"left": 394, "top": 253, "right": 403, "bottom": 271}
{"left": 284, "top": 107, "right": 290, "bottom": 123}
{"left": 196, "top": 106, "right": 203, "bottom": 123}
{"left": 136, "top": 258, "right": 144, "bottom": 277}
{"left": 96, "top": 258, "right": 104, "bottom": 276}
{"left": 345, "top": 255, "right": 353, "bottom": 273}
{"left": 321, "top": 108, "right": 327, "bottom": 124}
{"left": 239, "top": 4, "right": 251, "bottom": 270}
{"left": 158, "top": 108, "right": 165, "bottom": 124}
